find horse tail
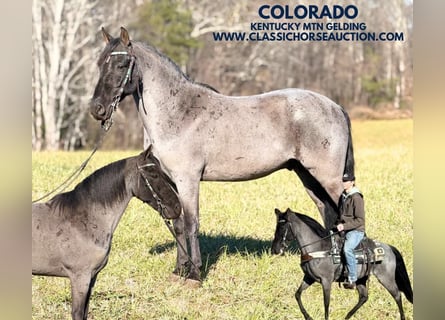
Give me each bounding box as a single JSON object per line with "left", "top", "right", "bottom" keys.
{"left": 341, "top": 108, "right": 355, "bottom": 178}
{"left": 390, "top": 245, "right": 413, "bottom": 303}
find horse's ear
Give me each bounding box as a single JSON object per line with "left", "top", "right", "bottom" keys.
{"left": 101, "top": 27, "right": 112, "bottom": 44}
{"left": 274, "top": 208, "right": 282, "bottom": 216}
{"left": 120, "top": 26, "right": 131, "bottom": 47}
{"left": 142, "top": 144, "right": 153, "bottom": 159}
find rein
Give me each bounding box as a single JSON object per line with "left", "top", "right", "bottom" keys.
{"left": 33, "top": 50, "right": 139, "bottom": 202}
{"left": 300, "top": 231, "right": 340, "bottom": 250}
{"left": 137, "top": 163, "right": 199, "bottom": 272}
{"left": 32, "top": 127, "right": 110, "bottom": 203}
{"left": 137, "top": 163, "right": 170, "bottom": 215}
{"left": 281, "top": 220, "right": 339, "bottom": 252}
{"left": 33, "top": 51, "right": 137, "bottom": 202}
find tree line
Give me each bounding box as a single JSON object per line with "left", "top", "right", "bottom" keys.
{"left": 32, "top": 0, "right": 412, "bottom": 150}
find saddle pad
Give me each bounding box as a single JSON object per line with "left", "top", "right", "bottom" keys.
{"left": 331, "top": 239, "right": 385, "bottom": 264}
{"left": 354, "top": 239, "right": 385, "bottom": 263}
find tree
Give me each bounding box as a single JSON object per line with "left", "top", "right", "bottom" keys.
{"left": 131, "top": 0, "right": 200, "bottom": 68}
{"left": 32, "top": 0, "right": 413, "bottom": 151}
{"left": 32, "top": 0, "right": 99, "bottom": 150}
{"left": 187, "top": 0, "right": 412, "bottom": 112}
{"left": 32, "top": 0, "right": 144, "bottom": 150}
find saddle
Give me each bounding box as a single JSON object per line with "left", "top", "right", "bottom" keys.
{"left": 330, "top": 232, "right": 385, "bottom": 265}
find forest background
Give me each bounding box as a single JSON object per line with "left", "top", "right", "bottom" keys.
{"left": 32, "top": 0, "right": 413, "bottom": 151}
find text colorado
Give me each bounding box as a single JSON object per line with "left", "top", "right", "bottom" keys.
{"left": 258, "top": 4, "right": 359, "bottom": 20}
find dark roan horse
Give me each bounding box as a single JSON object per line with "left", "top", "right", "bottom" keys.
{"left": 32, "top": 147, "right": 181, "bottom": 320}
{"left": 272, "top": 208, "right": 413, "bottom": 320}
{"left": 90, "top": 27, "right": 355, "bottom": 282}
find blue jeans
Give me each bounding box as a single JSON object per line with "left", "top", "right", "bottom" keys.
{"left": 344, "top": 230, "right": 365, "bottom": 283}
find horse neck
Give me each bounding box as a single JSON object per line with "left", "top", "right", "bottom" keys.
{"left": 84, "top": 169, "right": 135, "bottom": 235}
{"left": 132, "top": 43, "right": 213, "bottom": 144}
{"left": 104, "top": 163, "right": 144, "bottom": 233}
{"left": 292, "top": 220, "right": 330, "bottom": 254}
{"left": 134, "top": 43, "right": 191, "bottom": 106}
{"left": 94, "top": 192, "right": 134, "bottom": 236}
{"left": 128, "top": 171, "right": 148, "bottom": 204}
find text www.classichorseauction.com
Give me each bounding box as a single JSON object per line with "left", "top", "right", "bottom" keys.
{"left": 213, "top": 4, "right": 405, "bottom": 42}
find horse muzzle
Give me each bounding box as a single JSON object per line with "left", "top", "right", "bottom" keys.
{"left": 164, "top": 203, "right": 182, "bottom": 220}
{"left": 271, "top": 245, "right": 285, "bottom": 255}
{"left": 90, "top": 102, "right": 109, "bottom": 120}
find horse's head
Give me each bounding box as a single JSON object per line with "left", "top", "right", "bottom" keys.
{"left": 134, "top": 147, "right": 182, "bottom": 219}
{"left": 90, "top": 27, "right": 140, "bottom": 128}
{"left": 271, "top": 208, "right": 296, "bottom": 255}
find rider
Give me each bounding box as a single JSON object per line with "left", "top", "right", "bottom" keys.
{"left": 336, "top": 173, "right": 365, "bottom": 289}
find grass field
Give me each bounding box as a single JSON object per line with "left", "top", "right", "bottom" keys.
{"left": 32, "top": 119, "right": 413, "bottom": 319}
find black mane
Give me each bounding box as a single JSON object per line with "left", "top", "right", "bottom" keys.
{"left": 50, "top": 159, "right": 128, "bottom": 212}
{"left": 292, "top": 212, "right": 330, "bottom": 239}
{"left": 134, "top": 41, "right": 219, "bottom": 93}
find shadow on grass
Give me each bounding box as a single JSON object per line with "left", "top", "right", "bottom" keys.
{"left": 149, "top": 232, "right": 299, "bottom": 280}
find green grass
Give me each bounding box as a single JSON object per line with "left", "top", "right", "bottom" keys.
{"left": 32, "top": 119, "right": 413, "bottom": 319}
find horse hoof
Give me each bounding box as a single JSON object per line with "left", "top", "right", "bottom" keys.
{"left": 184, "top": 278, "right": 202, "bottom": 288}
{"left": 169, "top": 271, "right": 201, "bottom": 288}
{"left": 168, "top": 273, "right": 183, "bottom": 282}
{"left": 172, "top": 266, "right": 189, "bottom": 278}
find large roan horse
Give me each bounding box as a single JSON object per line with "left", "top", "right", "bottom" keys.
{"left": 90, "top": 27, "right": 355, "bottom": 282}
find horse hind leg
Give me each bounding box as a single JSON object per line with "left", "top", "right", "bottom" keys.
{"left": 295, "top": 275, "right": 316, "bottom": 320}
{"left": 345, "top": 277, "right": 369, "bottom": 319}
{"left": 290, "top": 160, "right": 342, "bottom": 229}
{"left": 373, "top": 267, "right": 407, "bottom": 320}
{"left": 379, "top": 282, "right": 405, "bottom": 319}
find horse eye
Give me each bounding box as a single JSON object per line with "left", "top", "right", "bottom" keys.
{"left": 116, "top": 59, "right": 130, "bottom": 69}
{"left": 144, "top": 169, "right": 158, "bottom": 179}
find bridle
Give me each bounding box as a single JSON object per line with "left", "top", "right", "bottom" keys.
{"left": 137, "top": 162, "right": 176, "bottom": 215}
{"left": 277, "top": 220, "right": 294, "bottom": 252}
{"left": 278, "top": 219, "right": 339, "bottom": 253}
{"left": 101, "top": 50, "right": 137, "bottom": 131}
{"left": 136, "top": 161, "right": 199, "bottom": 271}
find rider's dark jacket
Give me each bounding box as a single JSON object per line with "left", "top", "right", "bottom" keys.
{"left": 337, "top": 187, "right": 365, "bottom": 232}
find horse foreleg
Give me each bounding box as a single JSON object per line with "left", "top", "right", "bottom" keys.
{"left": 172, "top": 214, "right": 189, "bottom": 277}
{"left": 83, "top": 273, "right": 97, "bottom": 320}
{"left": 345, "top": 279, "right": 368, "bottom": 319}
{"left": 175, "top": 177, "right": 202, "bottom": 282}
{"left": 69, "top": 273, "right": 95, "bottom": 320}
{"left": 320, "top": 279, "right": 333, "bottom": 320}
{"left": 185, "top": 212, "right": 202, "bottom": 282}
{"left": 295, "top": 275, "right": 315, "bottom": 320}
